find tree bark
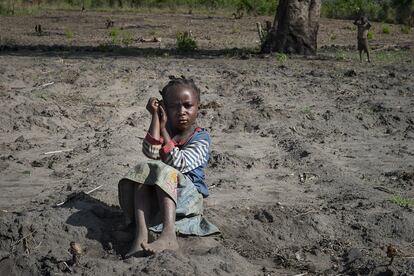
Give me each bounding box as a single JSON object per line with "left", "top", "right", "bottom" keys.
{"left": 261, "top": 0, "right": 321, "bottom": 55}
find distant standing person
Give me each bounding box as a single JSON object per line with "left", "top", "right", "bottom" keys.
{"left": 354, "top": 16, "right": 372, "bottom": 62}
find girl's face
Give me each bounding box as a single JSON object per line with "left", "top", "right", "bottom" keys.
{"left": 164, "top": 86, "right": 199, "bottom": 132}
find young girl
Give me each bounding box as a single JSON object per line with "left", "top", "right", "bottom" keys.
{"left": 118, "top": 76, "right": 219, "bottom": 256}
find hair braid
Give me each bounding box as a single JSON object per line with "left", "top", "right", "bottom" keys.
{"left": 160, "top": 75, "right": 201, "bottom": 103}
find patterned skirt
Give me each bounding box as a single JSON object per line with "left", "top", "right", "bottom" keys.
{"left": 118, "top": 160, "right": 219, "bottom": 236}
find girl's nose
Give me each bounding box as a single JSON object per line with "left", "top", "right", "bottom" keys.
{"left": 178, "top": 105, "right": 185, "bottom": 114}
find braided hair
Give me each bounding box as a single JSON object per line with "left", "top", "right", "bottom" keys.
{"left": 160, "top": 75, "right": 201, "bottom": 103}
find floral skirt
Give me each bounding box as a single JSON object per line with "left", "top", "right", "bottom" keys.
{"left": 118, "top": 160, "right": 219, "bottom": 236}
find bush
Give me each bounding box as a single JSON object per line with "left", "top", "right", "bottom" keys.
{"left": 64, "top": 29, "right": 74, "bottom": 39}
{"left": 108, "top": 27, "right": 120, "bottom": 45}
{"left": 382, "top": 23, "right": 391, "bottom": 34}
{"left": 321, "top": 0, "right": 382, "bottom": 20}
{"left": 121, "top": 31, "right": 132, "bottom": 46}
{"left": 275, "top": 52, "right": 288, "bottom": 63}
{"left": 176, "top": 31, "right": 197, "bottom": 52}
{"left": 367, "top": 30, "right": 374, "bottom": 40}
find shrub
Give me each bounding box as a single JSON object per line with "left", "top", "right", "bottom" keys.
{"left": 176, "top": 31, "right": 197, "bottom": 53}
{"left": 121, "top": 31, "right": 132, "bottom": 47}
{"left": 388, "top": 196, "right": 414, "bottom": 207}
{"left": 108, "top": 27, "right": 120, "bottom": 44}
{"left": 367, "top": 30, "right": 374, "bottom": 40}
{"left": 64, "top": 29, "right": 74, "bottom": 39}
{"left": 382, "top": 24, "right": 391, "bottom": 34}
{"left": 275, "top": 52, "right": 288, "bottom": 63}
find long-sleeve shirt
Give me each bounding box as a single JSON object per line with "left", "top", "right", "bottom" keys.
{"left": 142, "top": 127, "right": 211, "bottom": 197}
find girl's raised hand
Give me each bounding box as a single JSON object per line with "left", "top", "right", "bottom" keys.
{"left": 146, "top": 97, "right": 159, "bottom": 115}
{"left": 158, "top": 103, "right": 168, "bottom": 129}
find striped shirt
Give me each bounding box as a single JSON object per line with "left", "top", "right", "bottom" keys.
{"left": 142, "top": 128, "right": 211, "bottom": 197}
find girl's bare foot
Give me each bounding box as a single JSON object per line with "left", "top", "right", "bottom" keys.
{"left": 124, "top": 233, "right": 147, "bottom": 258}
{"left": 141, "top": 232, "right": 178, "bottom": 255}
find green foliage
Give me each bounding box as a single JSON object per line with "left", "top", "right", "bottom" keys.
{"left": 321, "top": 0, "right": 382, "bottom": 20}
{"left": 176, "top": 31, "right": 197, "bottom": 53}
{"left": 382, "top": 23, "right": 391, "bottom": 34}
{"left": 301, "top": 106, "right": 311, "bottom": 114}
{"left": 108, "top": 28, "right": 133, "bottom": 46}
{"left": 108, "top": 27, "right": 120, "bottom": 44}
{"left": 235, "top": 0, "right": 276, "bottom": 16}
{"left": 64, "top": 29, "right": 74, "bottom": 39}
{"left": 400, "top": 25, "right": 411, "bottom": 34}
{"left": 0, "top": 2, "right": 6, "bottom": 15}
{"left": 1, "top": 0, "right": 278, "bottom": 15}
{"left": 388, "top": 195, "right": 414, "bottom": 207}
{"left": 321, "top": 0, "right": 414, "bottom": 24}
{"left": 121, "top": 30, "right": 133, "bottom": 46}
{"left": 367, "top": 30, "right": 374, "bottom": 40}
{"left": 275, "top": 52, "right": 288, "bottom": 63}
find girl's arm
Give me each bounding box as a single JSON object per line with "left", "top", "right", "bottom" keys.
{"left": 147, "top": 97, "right": 160, "bottom": 139}
{"left": 161, "top": 131, "right": 210, "bottom": 173}
{"left": 142, "top": 98, "right": 162, "bottom": 159}
{"left": 158, "top": 104, "right": 171, "bottom": 144}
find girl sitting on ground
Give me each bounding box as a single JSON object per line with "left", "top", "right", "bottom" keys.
{"left": 118, "top": 76, "right": 219, "bottom": 257}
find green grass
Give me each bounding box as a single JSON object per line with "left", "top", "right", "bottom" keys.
{"left": 176, "top": 31, "right": 197, "bottom": 53}
{"left": 301, "top": 106, "right": 312, "bottom": 114}
{"left": 373, "top": 50, "right": 413, "bottom": 63}
{"left": 64, "top": 29, "right": 74, "bottom": 40}
{"left": 367, "top": 31, "right": 374, "bottom": 40}
{"left": 382, "top": 24, "right": 391, "bottom": 34}
{"left": 388, "top": 196, "right": 414, "bottom": 207}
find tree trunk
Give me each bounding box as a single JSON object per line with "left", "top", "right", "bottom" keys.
{"left": 261, "top": 0, "right": 321, "bottom": 55}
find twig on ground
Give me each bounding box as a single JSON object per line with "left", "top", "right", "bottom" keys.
{"left": 62, "top": 261, "right": 73, "bottom": 273}
{"left": 11, "top": 230, "right": 37, "bottom": 247}
{"left": 40, "top": 82, "right": 54, "bottom": 88}
{"left": 44, "top": 149, "right": 73, "bottom": 155}
{"left": 55, "top": 185, "right": 103, "bottom": 207}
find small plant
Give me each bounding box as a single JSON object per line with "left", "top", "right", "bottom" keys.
{"left": 388, "top": 196, "right": 414, "bottom": 207}
{"left": 401, "top": 25, "right": 411, "bottom": 34}
{"left": 382, "top": 24, "right": 391, "bottom": 34}
{"left": 108, "top": 27, "right": 120, "bottom": 44}
{"left": 330, "top": 33, "right": 337, "bottom": 40}
{"left": 367, "top": 31, "right": 374, "bottom": 40}
{"left": 64, "top": 29, "right": 74, "bottom": 40}
{"left": 176, "top": 31, "right": 197, "bottom": 53}
{"left": 275, "top": 52, "right": 288, "bottom": 63}
{"left": 121, "top": 31, "right": 132, "bottom": 47}
{"left": 301, "top": 106, "right": 312, "bottom": 114}
{"left": 231, "top": 26, "right": 241, "bottom": 34}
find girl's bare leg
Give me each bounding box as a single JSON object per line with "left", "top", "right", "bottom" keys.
{"left": 142, "top": 186, "right": 178, "bottom": 254}
{"left": 125, "top": 185, "right": 155, "bottom": 257}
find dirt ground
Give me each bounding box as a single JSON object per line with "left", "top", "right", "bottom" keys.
{"left": 1, "top": 11, "right": 414, "bottom": 276}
